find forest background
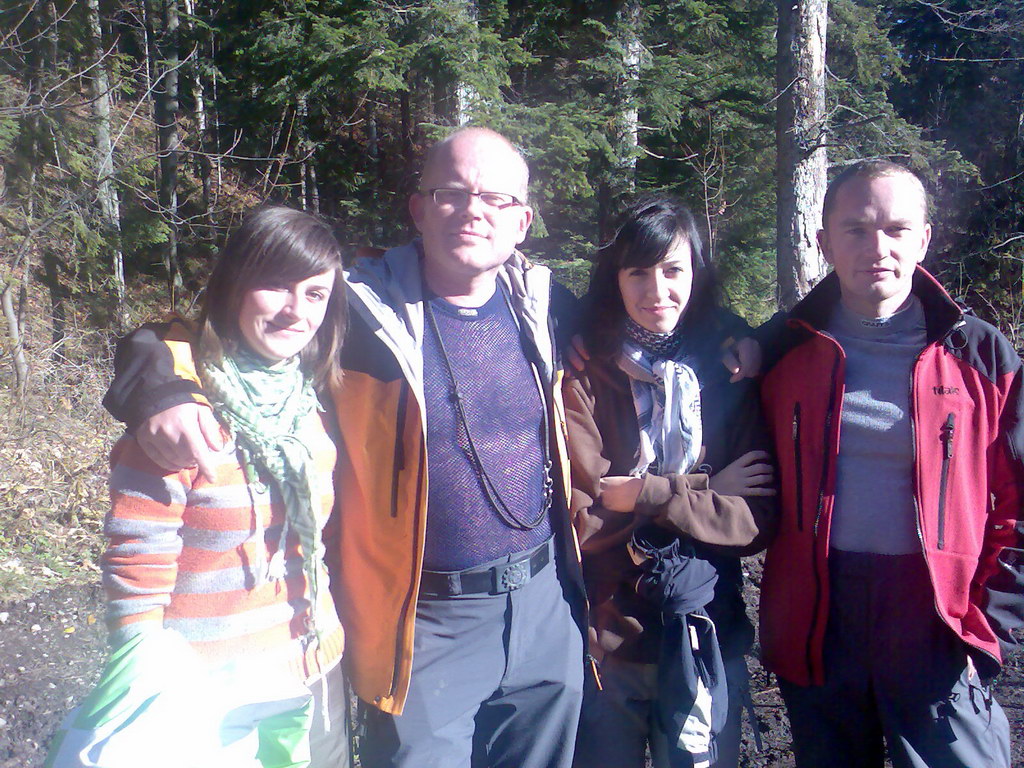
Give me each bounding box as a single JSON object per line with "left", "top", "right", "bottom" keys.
{"left": 0, "top": 0, "right": 1022, "bottom": 763}
{"left": 6, "top": 0, "right": 1023, "bottom": 587}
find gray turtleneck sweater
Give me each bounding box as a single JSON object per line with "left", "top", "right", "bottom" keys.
{"left": 825, "top": 296, "right": 928, "bottom": 555}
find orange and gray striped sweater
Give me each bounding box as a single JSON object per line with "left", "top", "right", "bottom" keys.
{"left": 102, "top": 411, "right": 344, "bottom": 687}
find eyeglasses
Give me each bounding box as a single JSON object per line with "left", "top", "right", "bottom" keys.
{"left": 426, "top": 188, "right": 524, "bottom": 210}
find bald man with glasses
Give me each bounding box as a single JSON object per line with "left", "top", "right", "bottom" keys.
{"left": 103, "top": 127, "right": 588, "bottom": 768}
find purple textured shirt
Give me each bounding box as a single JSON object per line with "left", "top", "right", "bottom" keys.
{"left": 421, "top": 288, "right": 552, "bottom": 571}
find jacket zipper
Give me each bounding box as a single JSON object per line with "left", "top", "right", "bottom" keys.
{"left": 806, "top": 347, "right": 841, "bottom": 683}
{"left": 792, "top": 403, "right": 804, "bottom": 531}
{"left": 351, "top": 278, "right": 429, "bottom": 704}
{"left": 389, "top": 429, "right": 426, "bottom": 700}
{"left": 390, "top": 381, "right": 409, "bottom": 518}
{"left": 937, "top": 413, "right": 955, "bottom": 550}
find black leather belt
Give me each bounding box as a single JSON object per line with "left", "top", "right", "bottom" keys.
{"left": 419, "top": 538, "right": 553, "bottom": 597}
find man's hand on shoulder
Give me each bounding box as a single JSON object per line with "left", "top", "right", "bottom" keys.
{"left": 136, "top": 402, "right": 226, "bottom": 482}
{"left": 722, "top": 336, "right": 763, "bottom": 382}
{"left": 567, "top": 333, "right": 590, "bottom": 373}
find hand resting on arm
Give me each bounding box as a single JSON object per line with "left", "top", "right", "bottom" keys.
{"left": 136, "top": 402, "right": 226, "bottom": 482}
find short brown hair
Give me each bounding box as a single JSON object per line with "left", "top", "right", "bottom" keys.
{"left": 199, "top": 206, "right": 347, "bottom": 389}
{"left": 822, "top": 160, "right": 930, "bottom": 228}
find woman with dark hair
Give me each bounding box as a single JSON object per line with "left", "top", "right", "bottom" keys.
{"left": 50, "top": 206, "right": 348, "bottom": 768}
{"left": 565, "top": 197, "right": 776, "bottom": 768}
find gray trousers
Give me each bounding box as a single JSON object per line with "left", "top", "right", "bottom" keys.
{"left": 572, "top": 653, "right": 749, "bottom": 768}
{"left": 361, "top": 558, "right": 584, "bottom": 768}
{"left": 309, "top": 661, "right": 350, "bottom": 768}
{"left": 779, "top": 550, "right": 1010, "bottom": 768}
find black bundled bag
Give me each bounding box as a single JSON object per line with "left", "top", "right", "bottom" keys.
{"left": 631, "top": 524, "right": 728, "bottom": 768}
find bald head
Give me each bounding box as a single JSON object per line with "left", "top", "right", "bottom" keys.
{"left": 409, "top": 126, "right": 535, "bottom": 304}
{"left": 421, "top": 127, "right": 530, "bottom": 203}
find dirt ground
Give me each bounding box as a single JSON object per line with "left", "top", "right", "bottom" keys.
{"left": 1, "top": 565, "right": 1021, "bottom": 767}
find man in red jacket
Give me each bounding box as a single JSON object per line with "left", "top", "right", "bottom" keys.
{"left": 758, "top": 160, "right": 1022, "bottom": 767}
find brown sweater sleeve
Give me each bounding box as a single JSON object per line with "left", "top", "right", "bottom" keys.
{"left": 564, "top": 367, "right": 777, "bottom": 557}
{"left": 563, "top": 372, "right": 638, "bottom": 555}
{"left": 635, "top": 471, "right": 774, "bottom": 555}
{"left": 641, "top": 373, "right": 778, "bottom": 555}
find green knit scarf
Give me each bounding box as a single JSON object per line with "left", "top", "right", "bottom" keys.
{"left": 198, "top": 347, "right": 324, "bottom": 639}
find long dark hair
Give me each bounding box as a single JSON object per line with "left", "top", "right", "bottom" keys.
{"left": 583, "top": 196, "right": 720, "bottom": 360}
{"left": 198, "top": 205, "right": 347, "bottom": 389}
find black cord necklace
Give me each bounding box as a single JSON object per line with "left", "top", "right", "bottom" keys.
{"left": 423, "top": 285, "right": 553, "bottom": 531}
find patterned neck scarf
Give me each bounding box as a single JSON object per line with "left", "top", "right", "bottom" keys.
{"left": 617, "top": 340, "right": 703, "bottom": 477}
{"left": 624, "top": 316, "right": 686, "bottom": 360}
{"left": 198, "top": 347, "right": 324, "bottom": 638}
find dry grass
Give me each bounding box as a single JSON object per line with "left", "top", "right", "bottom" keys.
{"left": 0, "top": 325, "right": 122, "bottom": 601}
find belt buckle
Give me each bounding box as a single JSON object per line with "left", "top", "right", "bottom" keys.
{"left": 496, "top": 559, "right": 530, "bottom": 593}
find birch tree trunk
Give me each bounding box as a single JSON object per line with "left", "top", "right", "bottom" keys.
{"left": 182, "top": 0, "right": 213, "bottom": 231}
{"left": 0, "top": 283, "right": 28, "bottom": 397}
{"left": 776, "top": 0, "right": 828, "bottom": 310}
{"left": 431, "top": 1, "right": 480, "bottom": 125}
{"left": 297, "top": 96, "right": 319, "bottom": 213}
{"left": 85, "top": 0, "right": 127, "bottom": 331}
{"left": 619, "top": 0, "right": 641, "bottom": 190}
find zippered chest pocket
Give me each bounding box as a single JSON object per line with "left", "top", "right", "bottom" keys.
{"left": 927, "top": 397, "right": 987, "bottom": 556}
{"left": 936, "top": 412, "right": 954, "bottom": 550}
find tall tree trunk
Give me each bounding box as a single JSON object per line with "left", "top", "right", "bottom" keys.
{"left": 297, "top": 96, "right": 319, "bottom": 213}
{"left": 85, "top": 0, "right": 127, "bottom": 331}
{"left": 430, "top": 1, "right": 479, "bottom": 125}
{"left": 307, "top": 163, "right": 319, "bottom": 214}
{"left": 211, "top": 35, "right": 222, "bottom": 201}
{"left": 2, "top": 0, "right": 56, "bottom": 395}
{"left": 776, "top": 0, "right": 828, "bottom": 310}
{"left": 598, "top": 0, "right": 643, "bottom": 242}
{"left": 148, "top": 0, "right": 183, "bottom": 301}
{"left": 182, "top": 0, "right": 213, "bottom": 233}
{"left": 42, "top": 0, "right": 59, "bottom": 78}
{"left": 367, "top": 101, "right": 385, "bottom": 243}
{"left": 138, "top": 0, "right": 155, "bottom": 143}
{"left": 0, "top": 282, "right": 29, "bottom": 397}
{"left": 597, "top": 181, "right": 614, "bottom": 244}
{"left": 0, "top": 228, "right": 31, "bottom": 396}
{"left": 455, "top": 0, "right": 479, "bottom": 125}
{"left": 400, "top": 86, "right": 416, "bottom": 200}
{"left": 618, "top": 0, "right": 641, "bottom": 189}
{"left": 41, "top": 249, "right": 68, "bottom": 350}
{"left": 368, "top": 103, "right": 383, "bottom": 183}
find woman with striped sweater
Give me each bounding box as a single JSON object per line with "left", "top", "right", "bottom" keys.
{"left": 51, "top": 207, "right": 348, "bottom": 768}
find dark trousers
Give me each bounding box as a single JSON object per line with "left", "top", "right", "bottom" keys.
{"left": 779, "top": 550, "right": 1010, "bottom": 768}
{"left": 361, "top": 556, "right": 584, "bottom": 768}
{"left": 572, "top": 653, "right": 748, "bottom": 768}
